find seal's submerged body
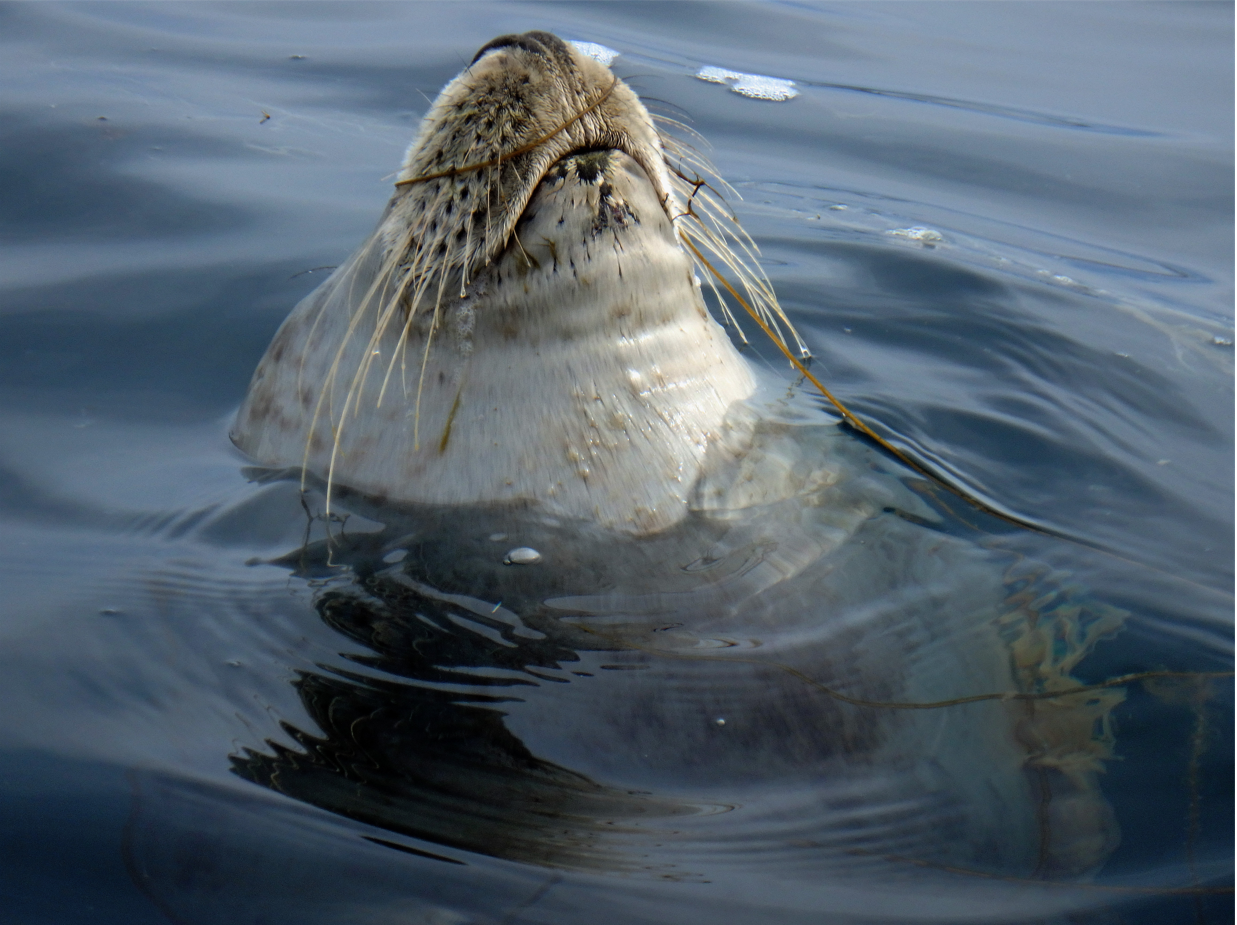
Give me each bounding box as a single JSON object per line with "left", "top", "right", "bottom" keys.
{"left": 231, "top": 31, "right": 1126, "bottom": 910}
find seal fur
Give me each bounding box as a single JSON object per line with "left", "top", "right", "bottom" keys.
{"left": 232, "top": 31, "right": 800, "bottom": 533}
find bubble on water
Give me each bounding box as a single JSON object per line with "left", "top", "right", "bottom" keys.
{"left": 696, "top": 65, "right": 798, "bottom": 101}
{"left": 1212, "top": 335, "right": 1233, "bottom": 346}
{"left": 569, "top": 41, "right": 619, "bottom": 67}
{"left": 503, "top": 547, "right": 542, "bottom": 566}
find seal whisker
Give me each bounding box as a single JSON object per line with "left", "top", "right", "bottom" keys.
{"left": 373, "top": 256, "right": 428, "bottom": 410}
{"left": 308, "top": 217, "right": 433, "bottom": 510}
{"left": 698, "top": 261, "right": 748, "bottom": 340}
{"left": 348, "top": 223, "right": 430, "bottom": 410}
{"left": 650, "top": 112, "right": 707, "bottom": 141}
{"left": 662, "top": 138, "right": 740, "bottom": 203}
{"left": 668, "top": 162, "right": 809, "bottom": 359}
{"left": 303, "top": 261, "right": 392, "bottom": 508}
{"left": 659, "top": 135, "right": 718, "bottom": 175}
{"left": 411, "top": 237, "right": 458, "bottom": 451}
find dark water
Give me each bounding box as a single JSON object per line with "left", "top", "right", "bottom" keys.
{"left": 0, "top": 3, "right": 1231, "bottom": 924}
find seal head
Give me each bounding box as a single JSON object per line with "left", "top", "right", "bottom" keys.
{"left": 233, "top": 31, "right": 773, "bottom": 533}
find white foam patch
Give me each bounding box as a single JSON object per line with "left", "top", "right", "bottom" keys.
{"left": 885, "top": 226, "right": 944, "bottom": 244}
{"left": 696, "top": 65, "right": 798, "bottom": 101}
{"left": 569, "top": 41, "right": 620, "bottom": 67}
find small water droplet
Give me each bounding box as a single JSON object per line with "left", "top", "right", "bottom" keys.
{"left": 99, "top": 607, "right": 122, "bottom": 616}
{"left": 714, "top": 718, "right": 726, "bottom": 727}
{"left": 504, "top": 547, "right": 542, "bottom": 566}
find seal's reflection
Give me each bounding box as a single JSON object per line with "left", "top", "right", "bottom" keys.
{"left": 229, "top": 427, "right": 1128, "bottom": 884}
{"left": 231, "top": 499, "right": 755, "bottom": 870}
{"left": 230, "top": 517, "right": 720, "bottom": 870}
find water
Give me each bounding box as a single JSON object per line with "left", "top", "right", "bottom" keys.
{"left": 0, "top": 3, "right": 1231, "bottom": 923}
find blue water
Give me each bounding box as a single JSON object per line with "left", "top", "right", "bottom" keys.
{"left": 0, "top": 3, "right": 1231, "bottom": 924}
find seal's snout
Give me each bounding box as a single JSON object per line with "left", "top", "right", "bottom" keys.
{"left": 384, "top": 30, "right": 675, "bottom": 296}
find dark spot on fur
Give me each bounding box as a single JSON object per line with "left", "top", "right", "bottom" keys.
{"left": 250, "top": 392, "right": 273, "bottom": 419}
{"left": 593, "top": 196, "right": 636, "bottom": 236}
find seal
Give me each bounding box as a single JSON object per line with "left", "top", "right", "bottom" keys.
{"left": 232, "top": 31, "right": 803, "bottom": 534}
{"left": 227, "top": 32, "right": 1127, "bottom": 890}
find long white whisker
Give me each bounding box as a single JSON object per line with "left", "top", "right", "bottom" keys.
{"left": 412, "top": 237, "right": 456, "bottom": 451}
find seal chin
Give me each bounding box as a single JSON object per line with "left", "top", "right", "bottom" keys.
{"left": 232, "top": 32, "right": 761, "bottom": 533}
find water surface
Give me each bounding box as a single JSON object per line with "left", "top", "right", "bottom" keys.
{"left": 0, "top": 3, "right": 1231, "bottom": 924}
